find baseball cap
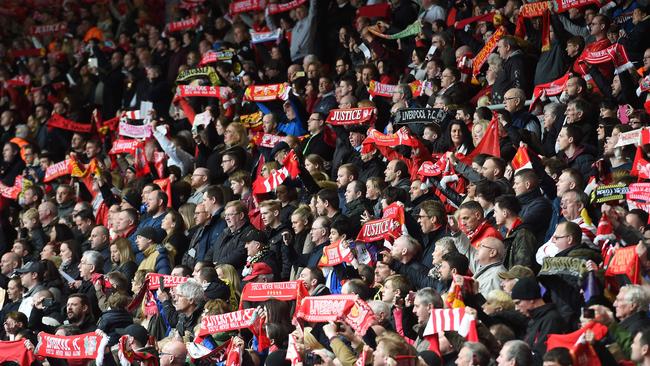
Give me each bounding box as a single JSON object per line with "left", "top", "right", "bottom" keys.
{"left": 498, "top": 265, "right": 535, "bottom": 280}
{"left": 243, "top": 262, "right": 273, "bottom": 281}
{"left": 15, "top": 261, "right": 43, "bottom": 275}
{"left": 116, "top": 324, "right": 149, "bottom": 346}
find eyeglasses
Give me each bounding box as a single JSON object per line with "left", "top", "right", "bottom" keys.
{"left": 194, "top": 211, "right": 208, "bottom": 215}
{"left": 224, "top": 213, "right": 239, "bottom": 217}
{"left": 417, "top": 215, "right": 430, "bottom": 219}
{"left": 479, "top": 244, "right": 496, "bottom": 250}
{"left": 503, "top": 97, "right": 518, "bottom": 101}
{"left": 552, "top": 234, "right": 569, "bottom": 240}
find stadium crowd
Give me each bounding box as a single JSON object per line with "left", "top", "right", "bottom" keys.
{"left": 0, "top": 0, "right": 650, "bottom": 365}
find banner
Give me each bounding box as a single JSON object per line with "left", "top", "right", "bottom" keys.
{"left": 626, "top": 183, "right": 650, "bottom": 201}
{"left": 0, "top": 340, "right": 37, "bottom": 365}
{"left": 539, "top": 257, "right": 588, "bottom": 281}
{"left": 604, "top": 245, "right": 641, "bottom": 284}
{"left": 0, "top": 176, "right": 24, "bottom": 199}
{"left": 176, "top": 66, "right": 220, "bottom": 86}
{"left": 553, "top": 0, "right": 603, "bottom": 12}
{"left": 631, "top": 146, "right": 650, "bottom": 179}
{"left": 367, "top": 80, "right": 422, "bottom": 98}
{"left": 250, "top": 28, "right": 283, "bottom": 44}
{"left": 454, "top": 12, "right": 495, "bottom": 29}
{"left": 590, "top": 183, "right": 629, "bottom": 203}
{"left": 44, "top": 159, "right": 72, "bottom": 182}
{"left": 268, "top": 0, "right": 307, "bottom": 14}
{"left": 30, "top": 22, "right": 66, "bottom": 36}
{"left": 146, "top": 273, "right": 190, "bottom": 290}
{"left": 229, "top": 0, "right": 265, "bottom": 15}
{"left": 118, "top": 120, "right": 152, "bottom": 139}
{"left": 47, "top": 114, "right": 92, "bottom": 133}
{"left": 418, "top": 158, "right": 447, "bottom": 177}
{"left": 244, "top": 83, "right": 290, "bottom": 102}
{"left": 199, "top": 49, "right": 236, "bottom": 66}
{"left": 614, "top": 127, "right": 650, "bottom": 147}
{"left": 198, "top": 308, "right": 256, "bottom": 336}
{"left": 167, "top": 17, "right": 199, "bottom": 32}
{"left": 362, "top": 127, "right": 420, "bottom": 149}
{"left": 318, "top": 239, "right": 354, "bottom": 267}
{"left": 35, "top": 332, "right": 107, "bottom": 361}
{"left": 295, "top": 295, "right": 357, "bottom": 322}
{"left": 473, "top": 26, "right": 506, "bottom": 76}
{"left": 393, "top": 108, "right": 449, "bottom": 125}
{"left": 240, "top": 281, "right": 309, "bottom": 305}
{"left": 325, "top": 107, "right": 375, "bottom": 126}
{"left": 357, "top": 202, "right": 405, "bottom": 242}
{"left": 108, "top": 139, "right": 143, "bottom": 155}
{"left": 294, "top": 295, "right": 375, "bottom": 334}
{"left": 178, "top": 85, "right": 231, "bottom": 99}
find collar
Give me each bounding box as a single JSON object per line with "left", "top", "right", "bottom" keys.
{"left": 506, "top": 217, "right": 523, "bottom": 237}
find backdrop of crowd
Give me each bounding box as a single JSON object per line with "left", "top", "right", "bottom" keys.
{"left": 1, "top": 0, "right": 650, "bottom": 365}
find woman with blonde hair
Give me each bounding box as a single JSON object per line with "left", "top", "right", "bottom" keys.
{"left": 481, "top": 289, "right": 515, "bottom": 315}
{"left": 304, "top": 154, "right": 328, "bottom": 181}
{"left": 224, "top": 122, "right": 248, "bottom": 148}
{"left": 110, "top": 237, "right": 137, "bottom": 280}
{"left": 178, "top": 203, "right": 196, "bottom": 235}
{"left": 216, "top": 264, "right": 241, "bottom": 310}
{"left": 471, "top": 120, "right": 490, "bottom": 147}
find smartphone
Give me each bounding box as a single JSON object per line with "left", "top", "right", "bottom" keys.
{"left": 582, "top": 307, "right": 595, "bottom": 319}
{"left": 159, "top": 276, "right": 166, "bottom": 292}
{"left": 88, "top": 57, "right": 98, "bottom": 69}
{"left": 294, "top": 71, "right": 305, "bottom": 78}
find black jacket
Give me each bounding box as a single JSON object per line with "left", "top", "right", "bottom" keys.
{"left": 211, "top": 222, "right": 255, "bottom": 269}
{"left": 518, "top": 188, "right": 553, "bottom": 243}
{"left": 524, "top": 303, "right": 566, "bottom": 364}
{"left": 266, "top": 223, "right": 293, "bottom": 280}
{"left": 492, "top": 50, "right": 530, "bottom": 103}
{"left": 97, "top": 309, "right": 134, "bottom": 346}
{"left": 204, "top": 279, "right": 231, "bottom": 302}
{"left": 417, "top": 226, "right": 448, "bottom": 270}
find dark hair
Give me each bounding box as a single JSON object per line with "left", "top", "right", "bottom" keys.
{"left": 204, "top": 185, "right": 224, "bottom": 206}
{"left": 173, "top": 265, "right": 192, "bottom": 277}
{"left": 331, "top": 219, "right": 353, "bottom": 239}
{"left": 52, "top": 223, "right": 75, "bottom": 242}
{"left": 475, "top": 180, "right": 502, "bottom": 203}
{"left": 459, "top": 200, "right": 484, "bottom": 215}
{"left": 442, "top": 252, "right": 469, "bottom": 275}
{"left": 61, "top": 240, "right": 81, "bottom": 264}
{"left": 317, "top": 189, "right": 339, "bottom": 209}
{"left": 494, "top": 195, "right": 521, "bottom": 215}
{"left": 344, "top": 279, "right": 371, "bottom": 300}
{"left": 562, "top": 124, "right": 582, "bottom": 144}
{"left": 199, "top": 266, "right": 219, "bottom": 283}
{"left": 543, "top": 348, "right": 573, "bottom": 366}
{"left": 562, "top": 221, "right": 582, "bottom": 244}
{"left": 628, "top": 209, "right": 649, "bottom": 227}
{"left": 438, "top": 120, "right": 474, "bottom": 153}
{"left": 382, "top": 186, "right": 409, "bottom": 205}
{"left": 392, "top": 160, "right": 409, "bottom": 181}
{"left": 305, "top": 266, "right": 326, "bottom": 285}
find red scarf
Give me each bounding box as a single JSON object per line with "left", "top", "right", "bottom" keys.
{"left": 268, "top": 0, "right": 306, "bottom": 14}
{"left": 167, "top": 17, "right": 199, "bottom": 32}
{"left": 357, "top": 202, "right": 405, "bottom": 243}
{"left": 239, "top": 281, "right": 309, "bottom": 308}
{"left": 0, "top": 340, "right": 36, "bottom": 365}
{"left": 0, "top": 175, "right": 24, "bottom": 199}
{"left": 325, "top": 107, "right": 375, "bottom": 126}
{"left": 177, "top": 85, "right": 231, "bottom": 99}
{"left": 30, "top": 22, "right": 67, "bottom": 36}
{"left": 244, "top": 83, "right": 290, "bottom": 102}
{"left": 473, "top": 27, "right": 506, "bottom": 76}
{"left": 47, "top": 114, "right": 93, "bottom": 133}
{"left": 229, "top": 0, "right": 265, "bottom": 15}
{"left": 35, "top": 332, "right": 108, "bottom": 362}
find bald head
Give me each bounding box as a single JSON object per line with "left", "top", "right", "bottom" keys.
{"left": 191, "top": 167, "right": 210, "bottom": 188}
{"left": 160, "top": 340, "right": 187, "bottom": 366}
{"left": 1, "top": 252, "right": 20, "bottom": 276}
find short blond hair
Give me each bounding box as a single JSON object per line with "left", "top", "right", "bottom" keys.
{"left": 485, "top": 289, "right": 515, "bottom": 311}
{"left": 22, "top": 208, "right": 38, "bottom": 222}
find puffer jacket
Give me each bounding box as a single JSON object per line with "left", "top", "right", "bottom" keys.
{"left": 518, "top": 188, "right": 553, "bottom": 243}
{"left": 138, "top": 243, "right": 176, "bottom": 275}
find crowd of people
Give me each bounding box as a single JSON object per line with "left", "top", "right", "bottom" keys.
{"left": 0, "top": 0, "right": 650, "bottom": 365}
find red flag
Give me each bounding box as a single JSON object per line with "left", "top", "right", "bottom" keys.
{"left": 461, "top": 116, "right": 500, "bottom": 164}
{"left": 630, "top": 146, "right": 650, "bottom": 179}
{"left": 511, "top": 146, "right": 533, "bottom": 172}
{"left": 604, "top": 246, "right": 641, "bottom": 284}
{"left": 0, "top": 340, "right": 37, "bottom": 365}
{"left": 422, "top": 308, "right": 478, "bottom": 342}
{"left": 252, "top": 150, "right": 299, "bottom": 194}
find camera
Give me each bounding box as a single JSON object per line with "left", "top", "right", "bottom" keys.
{"left": 582, "top": 307, "right": 595, "bottom": 319}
